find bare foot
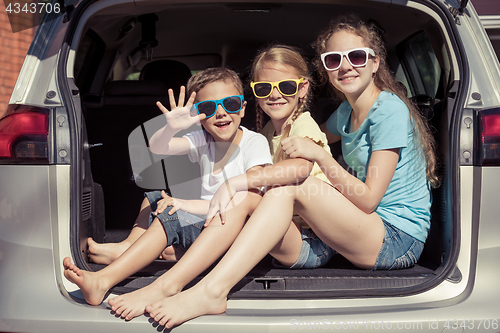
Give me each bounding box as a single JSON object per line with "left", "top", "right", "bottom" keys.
{"left": 159, "top": 245, "right": 186, "bottom": 261}
{"left": 63, "top": 257, "right": 109, "bottom": 305}
{"left": 145, "top": 283, "right": 227, "bottom": 328}
{"left": 88, "top": 237, "right": 130, "bottom": 265}
{"left": 108, "top": 281, "right": 179, "bottom": 321}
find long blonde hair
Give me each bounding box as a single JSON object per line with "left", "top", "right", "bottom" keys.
{"left": 250, "top": 44, "right": 313, "bottom": 163}
{"left": 313, "top": 15, "right": 439, "bottom": 187}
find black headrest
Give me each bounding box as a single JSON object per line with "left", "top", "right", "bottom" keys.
{"left": 105, "top": 80, "right": 167, "bottom": 96}
{"left": 139, "top": 60, "right": 192, "bottom": 91}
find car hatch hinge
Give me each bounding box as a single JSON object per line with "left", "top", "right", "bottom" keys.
{"left": 57, "top": 0, "right": 75, "bottom": 23}
{"left": 459, "top": 108, "right": 475, "bottom": 166}
{"left": 449, "top": 0, "right": 469, "bottom": 25}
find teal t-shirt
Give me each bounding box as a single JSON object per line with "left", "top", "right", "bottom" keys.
{"left": 326, "top": 90, "right": 431, "bottom": 242}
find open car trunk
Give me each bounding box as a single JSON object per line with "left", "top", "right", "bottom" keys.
{"left": 73, "top": 0, "right": 459, "bottom": 300}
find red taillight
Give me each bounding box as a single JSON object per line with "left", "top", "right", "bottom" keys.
{"left": 479, "top": 108, "right": 500, "bottom": 166}
{"left": 0, "top": 105, "right": 49, "bottom": 163}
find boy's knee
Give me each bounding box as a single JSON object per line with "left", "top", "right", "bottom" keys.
{"left": 141, "top": 196, "right": 152, "bottom": 209}
{"left": 151, "top": 217, "right": 165, "bottom": 230}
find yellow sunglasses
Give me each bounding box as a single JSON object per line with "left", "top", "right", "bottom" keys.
{"left": 250, "top": 78, "right": 304, "bottom": 98}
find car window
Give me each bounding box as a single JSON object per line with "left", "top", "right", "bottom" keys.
{"left": 75, "top": 30, "right": 106, "bottom": 95}
{"left": 479, "top": 12, "right": 500, "bottom": 61}
{"left": 396, "top": 32, "right": 441, "bottom": 99}
{"left": 126, "top": 72, "right": 141, "bottom": 80}
{"left": 485, "top": 27, "right": 500, "bottom": 61}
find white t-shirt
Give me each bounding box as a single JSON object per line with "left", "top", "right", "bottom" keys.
{"left": 184, "top": 126, "right": 272, "bottom": 200}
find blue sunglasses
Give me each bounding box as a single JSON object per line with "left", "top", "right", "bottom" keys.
{"left": 193, "top": 95, "right": 244, "bottom": 118}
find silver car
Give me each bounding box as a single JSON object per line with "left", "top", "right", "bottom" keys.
{"left": 1, "top": 0, "right": 499, "bottom": 332}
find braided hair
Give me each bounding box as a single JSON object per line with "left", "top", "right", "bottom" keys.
{"left": 250, "top": 44, "right": 313, "bottom": 163}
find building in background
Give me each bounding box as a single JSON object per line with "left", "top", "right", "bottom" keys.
{"left": 0, "top": 1, "right": 35, "bottom": 115}
{"left": 475, "top": 0, "right": 500, "bottom": 61}
{"left": 473, "top": 0, "right": 500, "bottom": 15}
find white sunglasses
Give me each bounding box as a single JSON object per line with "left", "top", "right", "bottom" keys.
{"left": 320, "top": 47, "right": 375, "bottom": 71}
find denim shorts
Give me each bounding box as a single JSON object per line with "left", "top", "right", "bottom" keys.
{"left": 145, "top": 191, "right": 206, "bottom": 249}
{"left": 372, "top": 220, "right": 424, "bottom": 270}
{"left": 273, "top": 228, "right": 336, "bottom": 269}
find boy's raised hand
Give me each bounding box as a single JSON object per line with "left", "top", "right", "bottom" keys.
{"left": 156, "top": 86, "right": 206, "bottom": 133}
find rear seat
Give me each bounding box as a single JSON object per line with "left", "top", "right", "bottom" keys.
{"left": 83, "top": 60, "right": 192, "bottom": 229}
{"left": 84, "top": 80, "right": 170, "bottom": 229}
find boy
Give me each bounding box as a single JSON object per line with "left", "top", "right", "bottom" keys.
{"left": 62, "top": 68, "right": 272, "bottom": 311}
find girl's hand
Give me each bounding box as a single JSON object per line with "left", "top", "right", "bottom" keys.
{"left": 204, "top": 181, "right": 236, "bottom": 227}
{"left": 156, "top": 86, "right": 206, "bottom": 133}
{"left": 155, "top": 190, "right": 187, "bottom": 216}
{"left": 281, "top": 135, "right": 325, "bottom": 162}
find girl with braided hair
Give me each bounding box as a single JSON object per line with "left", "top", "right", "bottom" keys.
{"left": 253, "top": 44, "right": 333, "bottom": 243}
{"left": 253, "top": 45, "right": 331, "bottom": 184}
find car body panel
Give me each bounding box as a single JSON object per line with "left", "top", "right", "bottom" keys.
{"left": 9, "top": 15, "right": 67, "bottom": 108}
{"left": 459, "top": 10, "right": 500, "bottom": 108}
